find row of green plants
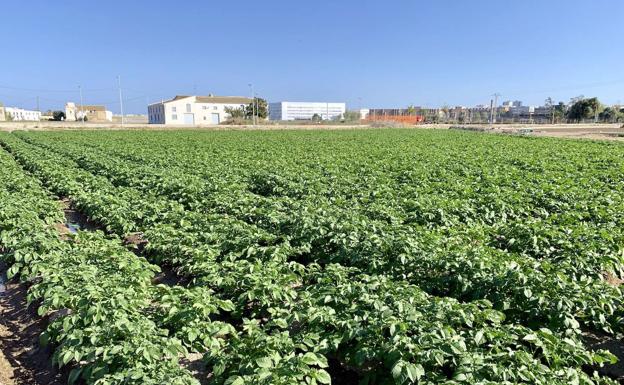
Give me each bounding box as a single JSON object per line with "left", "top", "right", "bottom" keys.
{"left": 14, "top": 131, "right": 624, "bottom": 334}
{"left": 2, "top": 130, "right": 624, "bottom": 383}
{"left": 0, "top": 146, "right": 199, "bottom": 384}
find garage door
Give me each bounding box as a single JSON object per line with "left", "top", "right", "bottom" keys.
{"left": 183, "top": 113, "right": 194, "bottom": 125}
{"left": 211, "top": 113, "right": 220, "bottom": 124}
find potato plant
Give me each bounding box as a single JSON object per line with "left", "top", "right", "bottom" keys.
{"left": 1, "top": 129, "right": 624, "bottom": 384}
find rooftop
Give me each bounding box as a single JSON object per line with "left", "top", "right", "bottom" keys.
{"left": 152, "top": 95, "right": 252, "bottom": 105}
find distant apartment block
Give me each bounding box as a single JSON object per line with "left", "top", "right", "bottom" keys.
{"left": 65, "top": 103, "right": 113, "bottom": 122}
{"left": 5, "top": 107, "right": 41, "bottom": 121}
{"left": 148, "top": 95, "right": 252, "bottom": 125}
{"left": 269, "top": 102, "right": 346, "bottom": 121}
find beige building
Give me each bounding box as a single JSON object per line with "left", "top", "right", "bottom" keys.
{"left": 65, "top": 102, "right": 113, "bottom": 122}
{"left": 148, "top": 95, "right": 252, "bottom": 125}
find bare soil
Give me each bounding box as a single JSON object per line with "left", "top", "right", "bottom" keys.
{"left": 152, "top": 265, "right": 190, "bottom": 287}
{"left": 583, "top": 329, "right": 624, "bottom": 381}
{"left": 452, "top": 124, "right": 624, "bottom": 142}
{"left": 58, "top": 198, "right": 100, "bottom": 232}
{"left": 0, "top": 266, "right": 64, "bottom": 385}
{"left": 180, "top": 352, "right": 211, "bottom": 385}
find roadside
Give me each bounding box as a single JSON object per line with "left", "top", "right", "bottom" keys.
{"left": 451, "top": 123, "right": 624, "bottom": 142}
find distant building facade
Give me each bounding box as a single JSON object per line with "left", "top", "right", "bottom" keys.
{"left": 65, "top": 103, "right": 113, "bottom": 122}
{"left": 148, "top": 95, "right": 252, "bottom": 125}
{"left": 5, "top": 107, "right": 41, "bottom": 121}
{"left": 365, "top": 108, "right": 426, "bottom": 124}
{"left": 269, "top": 101, "right": 346, "bottom": 121}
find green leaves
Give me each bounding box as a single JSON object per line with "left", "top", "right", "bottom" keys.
{"left": 301, "top": 352, "right": 328, "bottom": 368}
{"left": 4, "top": 129, "right": 624, "bottom": 385}
{"left": 392, "top": 360, "right": 425, "bottom": 384}
{"left": 256, "top": 356, "right": 273, "bottom": 368}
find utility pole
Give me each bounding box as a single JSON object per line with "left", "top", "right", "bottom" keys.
{"left": 492, "top": 93, "right": 501, "bottom": 124}
{"left": 254, "top": 92, "right": 258, "bottom": 125}
{"left": 36, "top": 96, "right": 40, "bottom": 112}
{"left": 79, "top": 85, "right": 84, "bottom": 122}
{"left": 489, "top": 99, "right": 494, "bottom": 124}
{"left": 118, "top": 76, "right": 124, "bottom": 127}
{"left": 248, "top": 83, "right": 255, "bottom": 126}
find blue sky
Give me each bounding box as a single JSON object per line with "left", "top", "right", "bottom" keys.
{"left": 1, "top": 0, "right": 622, "bottom": 113}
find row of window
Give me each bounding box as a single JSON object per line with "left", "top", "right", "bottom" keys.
{"left": 172, "top": 104, "right": 219, "bottom": 112}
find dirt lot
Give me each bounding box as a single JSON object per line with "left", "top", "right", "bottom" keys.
{"left": 490, "top": 123, "right": 624, "bottom": 141}
{"left": 453, "top": 123, "right": 624, "bottom": 141}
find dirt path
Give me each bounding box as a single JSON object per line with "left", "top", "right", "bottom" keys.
{"left": 0, "top": 266, "right": 64, "bottom": 385}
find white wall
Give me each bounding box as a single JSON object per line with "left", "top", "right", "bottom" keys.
{"left": 269, "top": 101, "right": 346, "bottom": 121}
{"left": 149, "top": 96, "right": 249, "bottom": 125}
{"left": 5, "top": 107, "right": 41, "bottom": 121}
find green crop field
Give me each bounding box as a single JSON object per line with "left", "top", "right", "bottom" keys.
{"left": 1, "top": 129, "right": 624, "bottom": 385}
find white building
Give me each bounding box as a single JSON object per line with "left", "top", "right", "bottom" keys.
{"left": 5, "top": 107, "right": 41, "bottom": 121}
{"left": 148, "top": 95, "right": 253, "bottom": 125}
{"left": 269, "top": 101, "right": 346, "bottom": 121}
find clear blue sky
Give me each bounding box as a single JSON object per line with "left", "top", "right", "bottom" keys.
{"left": 1, "top": 0, "right": 622, "bottom": 114}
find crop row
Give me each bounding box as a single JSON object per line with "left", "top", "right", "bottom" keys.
{"left": 0, "top": 146, "right": 202, "bottom": 384}
{"left": 10, "top": 132, "right": 624, "bottom": 335}
{"left": 1, "top": 132, "right": 622, "bottom": 383}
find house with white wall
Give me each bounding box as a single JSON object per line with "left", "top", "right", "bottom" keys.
{"left": 5, "top": 107, "right": 41, "bottom": 121}
{"left": 65, "top": 103, "right": 113, "bottom": 122}
{"left": 148, "top": 95, "right": 252, "bottom": 125}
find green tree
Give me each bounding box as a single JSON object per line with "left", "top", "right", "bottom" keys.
{"left": 343, "top": 110, "right": 361, "bottom": 122}
{"left": 311, "top": 113, "right": 322, "bottom": 122}
{"left": 553, "top": 102, "right": 567, "bottom": 123}
{"left": 599, "top": 107, "right": 615, "bottom": 122}
{"left": 52, "top": 111, "right": 66, "bottom": 121}
{"left": 225, "top": 106, "right": 246, "bottom": 119}
{"left": 245, "top": 97, "right": 268, "bottom": 120}
{"left": 545, "top": 97, "right": 554, "bottom": 123}
{"left": 566, "top": 97, "right": 602, "bottom": 122}
{"left": 600, "top": 107, "right": 624, "bottom": 123}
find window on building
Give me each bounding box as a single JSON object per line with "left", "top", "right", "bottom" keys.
{"left": 202, "top": 106, "right": 207, "bottom": 110}
{"left": 213, "top": 106, "right": 218, "bottom": 110}
{"left": 172, "top": 107, "right": 177, "bottom": 112}
{"left": 186, "top": 104, "right": 192, "bottom": 112}
{"left": 172, "top": 114, "right": 178, "bottom": 120}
